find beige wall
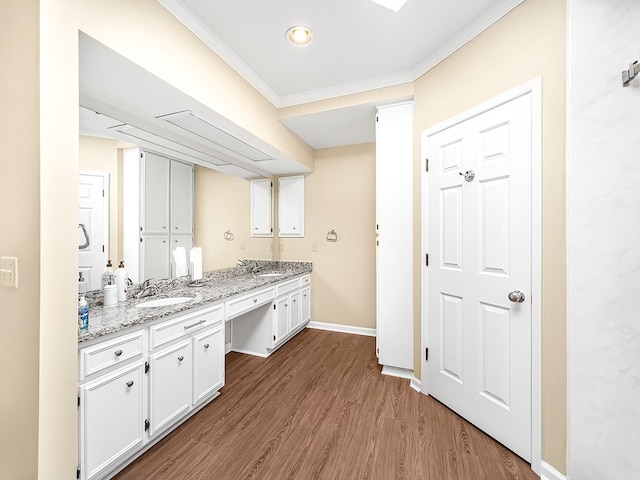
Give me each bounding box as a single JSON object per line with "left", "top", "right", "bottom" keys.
{"left": 0, "top": 2, "right": 41, "bottom": 478}
{"left": 79, "top": 135, "right": 120, "bottom": 263}
{"left": 194, "top": 167, "right": 273, "bottom": 270}
{"left": 38, "top": 0, "right": 81, "bottom": 477}
{"left": 280, "top": 144, "right": 376, "bottom": 329}
{"left": 413, "top": 0, "right": 566, "bottom": 472}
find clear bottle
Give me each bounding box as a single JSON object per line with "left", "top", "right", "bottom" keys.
{"left": 101, "top": 260, "right": 114, "bottom": 289}
{"left": 78, "top": 296, "right": 89, "bottom": 330}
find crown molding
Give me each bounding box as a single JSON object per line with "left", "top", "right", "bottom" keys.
{"left": 277, "top": 70, "right": 415, "bottom": 108}
{"left": 412, "top": 0, "right": 524, "bottom": 79}
{"left": 157, "top": 0, "right": 282, "bottom": 106}
{"left": 158, "top": 0, "right": 525, "bottom": 108}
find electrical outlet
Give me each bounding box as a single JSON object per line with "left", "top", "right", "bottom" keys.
{"left": 0, "top": 256, "right": 18, "bottom": 288}
{"left": 240, "top": 241, "right": 246, "bottom": 250}
{"left": 312, "top": 242, "right": 318, "bottom": 252}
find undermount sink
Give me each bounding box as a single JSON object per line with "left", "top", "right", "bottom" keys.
{"left": 257, "top": 272, "right": 283, "bottom": 277}
{"left": 135, "top": 297, "right": 194, "bottom": 308}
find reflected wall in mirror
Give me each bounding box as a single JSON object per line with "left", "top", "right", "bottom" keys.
{"left": 79, "top": 134, "right": 274, "bottom": 289}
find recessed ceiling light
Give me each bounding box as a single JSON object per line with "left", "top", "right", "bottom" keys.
{"left": 286, "top": 26, "right": 313, "bottom": 47}
{"left": 370, "top": 0, "right": 409, "bottom": 13}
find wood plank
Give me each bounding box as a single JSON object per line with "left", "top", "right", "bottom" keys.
{"left": 115, "top": 329, "right": 539, "bottom": 480}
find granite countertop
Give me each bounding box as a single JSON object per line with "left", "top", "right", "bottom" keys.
{"left": 78, "top": 260, "right": 312, "bottom": 344}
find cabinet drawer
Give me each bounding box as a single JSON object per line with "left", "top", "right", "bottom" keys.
{"left": 80, "top": 330, "right": 144, "bottom": 380}
{"left": 276, "top": 278, "right": 300, "bottom": 296}
{"left": 150, "top": 304, "right": 223, "bottom": 350}
{"left": 300, "top": 275, "right": 311, "bottom": 287}
{"left": 226, "top": 287, "right": 275, "bottom": 320}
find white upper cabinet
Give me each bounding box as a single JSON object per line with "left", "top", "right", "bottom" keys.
{"left": 142, "top": 152, "right": 170, "bottom": 234}
{"left": 123, "top": 148, "right": 194, "bottom": 283}
{"left": 250, "top": 178, "right": 273, "bottom": 237}
{"left": 278, "top": 175, "right": 304, "bottom": 237}
{"left": 170, "top": 159, "right": 194, "bottom": 235}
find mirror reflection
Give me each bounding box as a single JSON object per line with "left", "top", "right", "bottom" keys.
{"left": 78, "top": 134, "right": 274, "bottom": 293}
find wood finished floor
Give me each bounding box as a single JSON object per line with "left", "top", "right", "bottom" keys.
{"left": 115, "top": 328, "right": 539, "bottom": 480}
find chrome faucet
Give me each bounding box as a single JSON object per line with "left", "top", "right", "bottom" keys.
{"left": 135, "top": 278, "right": 158, "bottom": 298}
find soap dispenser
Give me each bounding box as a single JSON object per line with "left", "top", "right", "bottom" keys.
{"left": 101, "top": 260, "right": 114, "bottom": 289}
{"left": 115, "top": 261, "right": 128, "bottom": 302}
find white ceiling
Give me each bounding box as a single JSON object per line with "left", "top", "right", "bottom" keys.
{"left": 159, "top": 0, "right": 524, "bottom": 107}
{"left": 79, "top": 0, "right": 524, "bottom": 174}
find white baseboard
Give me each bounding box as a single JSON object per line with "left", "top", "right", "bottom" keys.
{"left": 381, "top": 365, "right": 414, "bottom": 379}
{"left": 410, "top": 376, "right": 421, "bottom": 392}
{"left": 306, "top": 321, "right": 376, "bottom": 337}
{"left": 541, "top": 461, "right": 566, "bottom": 480}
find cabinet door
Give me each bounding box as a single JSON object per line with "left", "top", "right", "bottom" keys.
{"left": 251, "top": 178, "right": 273, "bottom": 237}
{"left": 142, "top": 152, "right": 170, "bottom": 234}
{"left": 170, "top": 160, "right": 193, "bottom": 234}
{"left": 79, "top": 362, "right": 145, "bottom": 480}
{"left": 141, "top": 235, "right": 170, "bottom": 280}
{"left": 301, "top": 288, "right": 311, "bottom": 323}
{"left": 289, "top": 292, "right": 301, "bottom": 332}
{"left": 274, "top": 296, "right": 289, "bottom": 344}
{"left": 193, "top": 325, "right": 224, "bottom": 405}
{"left": 376, "top": 103, "right": 414, "bottom": 370}
{"left": 170, "top": 235, "right": 193, "bottom": 278}
{"left": 278, "top": 175, "right": 304, "bottom": 237}
{"left": 149, "top": 340, "right": 191, "bottom": 436}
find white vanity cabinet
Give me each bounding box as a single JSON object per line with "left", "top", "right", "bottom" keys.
{"left": 273, "top": 277, "right": 303, "bottom": 346}
{"left": 193, "top": 324, "right": 224, "bottom": 404}
{"left": 148, "top": 340, "right": 192, "bottom": 436}
{"left": 78, "top": 304, "right": 224, "bottom": 480}
{"left": 230, "top": 274, "right": 311, "bottom": 356}
{"left": 79, "top": 361, "right": 146, "bottom": 480}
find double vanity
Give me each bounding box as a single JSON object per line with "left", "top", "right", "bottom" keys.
{"left": 77, "top": 260, "right": 312, "bottom": 480}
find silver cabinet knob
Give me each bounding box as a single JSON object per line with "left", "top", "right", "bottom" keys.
{"left": 126, "top": 380, "right": 134, "bottom": 388}
{"left": 508, "top": 290, "right": 526, "bottom": 303}
{"left": 178, "top": 355, "right": 184, "bottom": 362}
{"left": 204, "top": 343, "right": 210, "bottom": 349}
{"left": 114, "top": 349, "right": 123, "bottom": 357}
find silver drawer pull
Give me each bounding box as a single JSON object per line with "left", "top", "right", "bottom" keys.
{"left": 126, "top": 380, "right": 134, "bottom": 388}
{"left": 204, "top": 343, "right": 210, "bottom": 349}
{"left": 253, "top": 298, "right": 258, "bottom": 303}
{"left": 184, "top": 319, "right": 206, "bottom": 330}
{"left": 178, "top": 355, "right": 184, "bottom": 362}
{"left": 114, "top": 349, "right": 123, "bottom": 357}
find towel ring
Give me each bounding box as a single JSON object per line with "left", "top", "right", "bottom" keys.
{"left": 224, "top": 230, "right": 235, "bottom": 241}
{"left": 326, "top": 229, "right": 338, "bottom": 242}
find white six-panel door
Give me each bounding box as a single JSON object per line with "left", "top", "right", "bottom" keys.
{"left": 425, "top": 92, "right": 533, "bottom": 461}
{"left": 78, "top": 172, "right": 108, "bottom": 291}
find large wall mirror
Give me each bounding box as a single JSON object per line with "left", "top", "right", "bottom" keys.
{"left": 77, "top": 33, "right": 288, "bottom": 292}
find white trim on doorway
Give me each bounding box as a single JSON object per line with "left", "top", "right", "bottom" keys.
{"left": 419, "top": 77, "right": 542, "bottom": 475}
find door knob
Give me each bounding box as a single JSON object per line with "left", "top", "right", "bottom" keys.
{"left": 508, "top": 290, "right": 525, "bottom": 303}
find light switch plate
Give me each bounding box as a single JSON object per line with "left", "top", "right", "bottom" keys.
{"left": 0, "top": 256, "right": 18, "bottom": 288}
